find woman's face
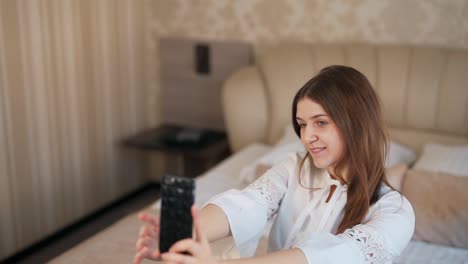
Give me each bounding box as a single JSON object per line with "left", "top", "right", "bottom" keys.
{"left": 296, "top": 98, "right": 346, "bottom": 175}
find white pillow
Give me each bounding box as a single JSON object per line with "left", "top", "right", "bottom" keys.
{"left": 385, "top": 140, "right": 417, "bottom": 167}
{"left": 413, "top": 143, "right": 468, "bottom": 176}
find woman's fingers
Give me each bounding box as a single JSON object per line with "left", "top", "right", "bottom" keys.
{"left": 134, "top": 212, "right": 162, "bottom": 264}
{"left": 133, "top": 246, "right": 161, "bottom": 264}
{"left": 135, "top": 236, "right": 157, "bottom": 251}
{"left": 138, "top": 212, "right": 160, "bottom": 227}
{"left": 133, "top": 246, "right": 148, "bottom": 264}
{"left": 169, "top": 238, "right": 203, "bottom": 256}
{"left": 149, "top": 248, "right": 161, "bottom": 260}
{"left": 163, "top": 211, "right": 215, "bottom": 264}
{"left": 161, "top": 252, "right": 195, "bottom": 264}
{"left": 139, "top": 224, "right": 157, "bottom": 238}
{"left": 191, "top": 205, "right": 208, "bottom": 245}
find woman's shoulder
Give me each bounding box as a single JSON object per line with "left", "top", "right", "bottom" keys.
{"left": 260, "top": 151, "right": 309, "bottom": 184}
{"left": 378, "top": 183, "right": 394, "bottom": 197}
{"left": 362, "top": 184, "right": 416, "bottom": 255}
{"left": 274, "top": 150, "right": 309, "bottom": 170}
{"left": 369, "top": 184, "right": 414, "bottom": 219}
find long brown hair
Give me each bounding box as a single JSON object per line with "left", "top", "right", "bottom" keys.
{"left": 292, "top": 65, "right": 389, "bottom": 234}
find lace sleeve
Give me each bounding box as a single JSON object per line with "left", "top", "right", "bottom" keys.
{"left": 246, "top": 174, "right": 284, "bottom": 220}
{"left": 339, "top": 225, "right": 392, "bottom": 264}
{"left": 295, "top": 191, "right": 413, "bottom": 264}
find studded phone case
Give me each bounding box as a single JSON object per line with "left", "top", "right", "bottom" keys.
{"left": 159, "top": 174, "right": 195, "bottom": 253}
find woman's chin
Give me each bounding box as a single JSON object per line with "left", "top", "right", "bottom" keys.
{"left": 312, "top": 159, "right": 328, "bottom": 169}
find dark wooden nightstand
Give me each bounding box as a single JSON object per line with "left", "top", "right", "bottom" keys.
{"left": 123, "top": 124, "right": 231, "bottom": 179}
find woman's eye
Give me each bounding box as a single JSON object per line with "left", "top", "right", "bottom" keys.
{"left": 316, "top": 121, "right": 328, "bottom": 126}
{"left": 299, "top": 123, "right": 306, "bottom": 128}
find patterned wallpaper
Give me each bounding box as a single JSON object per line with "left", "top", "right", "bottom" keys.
{"left": 145, "top": 0, "right": 468, "bottom": 124}
{"left": 148, "top": 0, "right": 468, "bottom": 46}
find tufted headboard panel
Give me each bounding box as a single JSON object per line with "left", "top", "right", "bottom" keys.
{"left": 222, "top": 43, "right": 468, "bottom": 153}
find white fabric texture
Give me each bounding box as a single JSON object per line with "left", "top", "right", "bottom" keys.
{"left": 208, "top": 152, "right": 415, "bottom": 263}
{"left": 413, "top": 143, "right": 468, "bottom": 176}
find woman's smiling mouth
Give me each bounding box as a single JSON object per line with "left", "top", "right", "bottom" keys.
{"left": 309, "top": 147, "right": 326, "bottom": 155}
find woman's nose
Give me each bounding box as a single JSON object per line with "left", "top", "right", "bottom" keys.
{"left": 306, "top": 135, "right": 318, "bottom": 143}
{"left": 304, "top": 127, "right": 318, "bottom": 143}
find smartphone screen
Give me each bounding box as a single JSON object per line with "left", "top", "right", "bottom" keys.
{"left": 159, "top": 175, "right": 195, "bottom": 253}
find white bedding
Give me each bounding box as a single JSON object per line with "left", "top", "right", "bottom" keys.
{"left": 395, "top": 240, "right": 468, "bottom": 264}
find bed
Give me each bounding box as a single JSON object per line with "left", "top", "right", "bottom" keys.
{"left": 51, "top": 43, "right": 468, "bottom": 263}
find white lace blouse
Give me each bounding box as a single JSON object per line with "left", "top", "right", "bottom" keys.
{"left": 207, "top": 152, "right": 415, "bottom": 264}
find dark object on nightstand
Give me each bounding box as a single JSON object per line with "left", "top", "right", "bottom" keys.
{"left": 195, "top": 43, "right": 211, "bottom": 75}
{"left": 123, "top": 124, "right": 230, "bottom": 178}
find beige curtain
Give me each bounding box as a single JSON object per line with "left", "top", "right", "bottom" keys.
{"left": 0, "top": 0, "right": 149, "bottom": 258}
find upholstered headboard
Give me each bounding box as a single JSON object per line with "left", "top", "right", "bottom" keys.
{"left": 222, "top": 43, "right": 468, "bottom": 153}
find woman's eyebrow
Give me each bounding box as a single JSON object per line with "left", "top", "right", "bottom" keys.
{"left": 296, "top": 114, "right": 328, "bottom": 121}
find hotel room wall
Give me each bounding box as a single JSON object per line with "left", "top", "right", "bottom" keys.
{"left": 0, "top": 0, "right": 152, "bottom": 258}
{"left": 146, "top": 0, "right": 468, "bottom": 132}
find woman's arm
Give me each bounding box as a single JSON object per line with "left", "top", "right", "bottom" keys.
{"left": 200, "top": 204, "right": 232, "bottom": 242}
{"left": 220, "top": 249, "right": 307, "bottom": 264}
{"left": 200, "top": 204, "right": 306, "bottom": 263}
{"left": 161, "top": 206, "right": 308, "bottom": 264}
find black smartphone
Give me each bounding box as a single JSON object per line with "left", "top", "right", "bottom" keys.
{"left": 159, "top": 174, "right": 195, "bottom": 253}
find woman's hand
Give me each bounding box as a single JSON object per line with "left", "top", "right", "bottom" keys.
{"left": 133, "top": 212, "right": 161, "bottom": 264}
{"left": 161, "top": 205, "right": 219, "bottom": 264}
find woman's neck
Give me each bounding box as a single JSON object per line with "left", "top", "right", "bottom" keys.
{"left": 328, "top": 166, "right": 349, "bottom": 185}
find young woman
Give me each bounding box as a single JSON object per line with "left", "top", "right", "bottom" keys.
{"left": 134, "top": 65, "right": 415, "bottom": 264}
